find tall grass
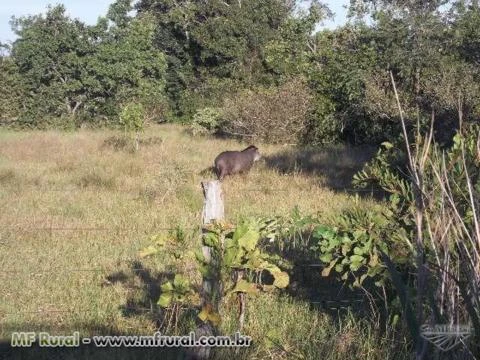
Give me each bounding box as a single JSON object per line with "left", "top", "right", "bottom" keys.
{"left": 0, "top": 124, "right": 399, "bottom": 359}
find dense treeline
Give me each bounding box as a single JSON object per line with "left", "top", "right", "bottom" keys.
{"left": 1, "top": 0, "right": 480, "bottom": 144}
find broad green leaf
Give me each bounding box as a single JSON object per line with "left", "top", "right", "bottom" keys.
{"left": 245, "top": 249, "right": 265, "bottom": 268}
{"left": 236, "top": 229, "right": 260, "bottom": 252}
{"left": 335, "top": 263, "right": 344, "bottom": 272}
{"left": 203, "top": 232, "right": 218, "bottom": 247}
{"left": 353, "top": 229, "right": 367, "bottom": 240}
{"left": 353, "top": 246, "right": 366, "bottom": 256}
{"left": 173, "top": 293, "right": 186, "bottom": 303}
{"left": 230, "top": 279, "right": 259, "bottom": 294}
{"left": 173, "top": 274, "right": 190, "bottom": 291}
{"left": 350, "top": 254, "right": 364, "bottom": 263}
{"left": 157, "top": 293, "right": 173, "bottom": 307}
{"left": 233, "top": 223, "right": 249, "bottom": 241}
{"left": 314, "top": 225, "right": 334, "bottom": 238}
{"left": 224, "top": 243, "right": 241, "bottom": 267}
{"left": 194, "top": 249, "right": 206, "bottom": 264}
{"left": 160, "top": 281, "right": 174, "bottom": 293}
{"left": 271, "top": 271, "right": 289, "bottom": 288}
{"left": 319, "top": 253, "right": 333, "bottom": 263}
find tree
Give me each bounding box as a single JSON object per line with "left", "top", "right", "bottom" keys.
{"left": 90, "top": 8, "right": 168, "bottom": 122}
{"left": 0, "top": 44, "right": 24, "bottom": 126}
{"left": 136, "top": 0, "right": 297, "bottom": 119}
{"left": 264, "top": 0, "right": 331, "bottom": 78}
{"left": 11, "top": 5, "right": 93, "bottom": 126}
{"left": 9, "top": 2, "right": 167, "bottom": 127}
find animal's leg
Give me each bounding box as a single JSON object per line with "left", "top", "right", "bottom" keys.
{"left": 219, "top": 170, "right": 225, "bottom": 181}
{"left": 214, "top": 166, "right": 221, "bottom": 180}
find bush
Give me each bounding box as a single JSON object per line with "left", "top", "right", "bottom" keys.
{"left": 220, "top": 78, "right": 313, "bottom": 144}
{"left": 118, "top": 102, "right": 145, "bottom": 152}
{"left": 190, "top": 107, "right": 222, "bottom": 136}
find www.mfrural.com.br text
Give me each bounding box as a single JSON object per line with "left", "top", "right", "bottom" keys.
{"left": 11, "top": 331, "right": 252, "bottom": 348}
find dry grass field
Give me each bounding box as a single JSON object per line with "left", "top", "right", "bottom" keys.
{"left": 0, "top": 125, "right": 408, "bottom": 359}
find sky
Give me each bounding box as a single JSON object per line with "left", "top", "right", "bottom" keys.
{"left": 0, "top": 0, "right": 349, "bottom": 44}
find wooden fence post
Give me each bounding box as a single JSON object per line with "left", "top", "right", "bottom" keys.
{"left": 201, "top": 180, "right": 224, "bottom": 307}
{"left": 187, "top": 180, "right": 224, "bottom": 360}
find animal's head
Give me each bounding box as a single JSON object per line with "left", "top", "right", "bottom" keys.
{"left": 243, "top": 145, "right": 261, "bottom": 161}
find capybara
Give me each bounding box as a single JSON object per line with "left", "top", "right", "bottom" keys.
{"left": 214, "top": 145, "right": 261, "bottom": 180}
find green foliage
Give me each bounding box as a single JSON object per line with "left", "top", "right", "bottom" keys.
{"left": 11, "top": 5, "right": 93, "bottom": 126}
{"left": 0, "top": 47, "right": 24, "bottom": 126}
{"left": 306, "top": 25, "right": 382, "bottom": 145}
{"left": 190, "top": 107, "right": 222, "bottom": 136}
{"left": 118, "top": 102, "right": 146, "bottom": 152}
{"left": 352, "top": 125, "right": 480, "bottom": 345}
{"left": 264, "top": 1, "right": 330, "bottom": 78}
{"left": 8, "top": 3, "right": 167, "bottom": 127}
{"left": 5, "top": 0, "right": 480, "bottom": 145}
{"left": 312, "top": 205, "right": 412, "bottom": 288}
{"left": 197, "top": 221, "right": 290, "bottom": 295}
{"left": 136, "top": 0, "right": 300, "bottom": 119}
{"left": 139, "top": 220, "right": 290, "bottom": 328}
{"left": 120, "top": 103, "right": 145, "bottom": 134}
{"left": 353, "top": 142, "right": 413, "bottom": 206}
{"left": 157, "top": 274, "right": 198, "bottom": 308}
{"left": 92, "top": 11, "right": 168, "bottom": 122}
{"left": 193, "top": 220, "right": 291, "bottom": 328}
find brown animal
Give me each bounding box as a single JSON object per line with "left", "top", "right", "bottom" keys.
{"left": 214, "top": 145, "right": 261, "bottom": 180}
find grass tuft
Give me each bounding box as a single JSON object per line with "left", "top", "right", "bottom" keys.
{"left": 0, "top": 168, "right": 17, "bottom": 185}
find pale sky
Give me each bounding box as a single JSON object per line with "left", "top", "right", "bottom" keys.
{"left": 0, "top": 0, "right": 348, "bottom": 44}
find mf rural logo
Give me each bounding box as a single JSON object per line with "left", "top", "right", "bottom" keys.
{"left": 420, "top": 324, "right": 472, "bottom": 351}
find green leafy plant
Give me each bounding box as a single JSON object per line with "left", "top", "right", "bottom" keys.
{"left": 139, "top": 227, "right": 195, "bottom": 261}
{"left": 119, "top": 102, "right": 145, "bottom": 151}
{"left": 157, "top": 274, "right": 200, "bottom": 333}
{"left": 196, "top": 220, "right": 290, "bottom": 329}
{"left": 158, "top": 274, "right": 198, "bottom": 308}
{"left": 197, "top": 221, "right": 290, "bottom": 293}
{"left": 190, "top": 107, "right": 222, "bottom": 136}
{"left": 312, "top": 205, "right": 412, "bottom": 288}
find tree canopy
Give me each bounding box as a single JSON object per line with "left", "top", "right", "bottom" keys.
{"left": 1, "top": 0, "right": 479, "bottom": 144}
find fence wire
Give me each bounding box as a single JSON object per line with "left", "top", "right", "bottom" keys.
{"left": 0, "top": 181, "right": 383, "bottom": 320}
{"left": 0, "top": 226, "right": 197, "bottom": 232}
{"left": 0, "top": 306, "right": 164, "bottom": 316}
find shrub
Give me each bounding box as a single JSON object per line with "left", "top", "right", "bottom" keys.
{"left": 220, "top": 78, "right": 313, "bottom": 144}
{"left": 190, "top": 107, "right": 222, "bottom": 136}
{"left": 119, "top": 102, "right": 145, "bottom": 151}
